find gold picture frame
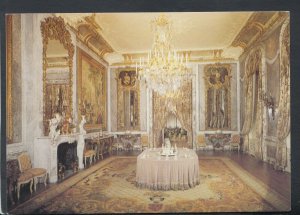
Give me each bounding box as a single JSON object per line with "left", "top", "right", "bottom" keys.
{"left": 204, "top": 63, "right": 232, "bottom": 130}
{"left": 77, "top": 48, "right": 107, "bottom": 131}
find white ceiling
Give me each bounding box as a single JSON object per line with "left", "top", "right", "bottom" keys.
{"left": 94, "top": 12, "right": 253, "bottom": 53}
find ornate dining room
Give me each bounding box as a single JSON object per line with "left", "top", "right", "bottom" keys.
{"left": 5, "top": 12, "right": 290, "bottom": 213}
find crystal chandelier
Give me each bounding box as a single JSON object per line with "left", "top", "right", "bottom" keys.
{"left": 136, "top": 14, "right": 192, "bottom": 96}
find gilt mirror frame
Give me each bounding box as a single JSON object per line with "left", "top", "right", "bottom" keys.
{"left": 204, "top": 63, "right": 232, "bottom": 130}
{"left": 41, "top": 16, "right": 74, "bottom": 135}
{"left": 116, "top": 68, "right": 140, "bottom": 131}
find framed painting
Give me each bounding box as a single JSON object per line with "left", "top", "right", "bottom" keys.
{"left": 204, "top": 64, "right": 232, "bottom": 130}
{"left": 77, "top": 48, "right": 107, "bottom": 131}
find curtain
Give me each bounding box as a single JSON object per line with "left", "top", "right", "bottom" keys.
{"left": 241, "top": 49, "right": 262, "bottom": 155}
{"left": 175, "top": 82, "right": 193, "bottom": 147}
{"left": 275, "top": 20, "right": 290, "bottom": 170}
{"left": 252, "top": 69, "right": 264, "bottom": 160}
{"left": 152, "top": 81, "right": 192, "bottom": 148}
{"left": 153, "top": 92, "right": 169, "bottom": 147}
{"left": 241, "top": 59, "right": 255, "bottom": 152}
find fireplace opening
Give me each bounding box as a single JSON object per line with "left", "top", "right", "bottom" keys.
{"left": 57, "top": 141, "right": 78, "bottom": 181}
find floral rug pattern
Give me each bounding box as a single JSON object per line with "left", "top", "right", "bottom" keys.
{"left": 33, "top": 157, "right": 283, "bottom": 213}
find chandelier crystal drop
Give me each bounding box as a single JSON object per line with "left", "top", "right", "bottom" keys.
{"left": 136, "top": 14, "right": 192, "bottom": 97}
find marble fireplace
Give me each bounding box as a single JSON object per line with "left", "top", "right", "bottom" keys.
{"left": 34, "top": 134, "right": 85, "bottom": 183}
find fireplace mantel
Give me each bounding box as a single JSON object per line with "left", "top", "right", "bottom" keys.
{"left": 34, "top": 132, "right": 114, "bottom": 183}
{"left": 34, "top": 133, "right": 85, "bottom": 183}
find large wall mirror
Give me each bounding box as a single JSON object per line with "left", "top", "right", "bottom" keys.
{"left": 204, "top": 64, "right": 231, "bottom": 130}
{"left": 41, "top": 16, "right": 74, "bottom": 135}
{"left": 117, "top": 69, "right": 140, "bottom": 131}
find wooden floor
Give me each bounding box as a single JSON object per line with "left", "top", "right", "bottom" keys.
{"left": 8, "top": 150, "right": 291, "bottom": 211}
{"left": 197, "top": 150, "right": 291, "bottom": 201}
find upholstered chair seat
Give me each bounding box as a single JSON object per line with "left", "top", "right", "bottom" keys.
{"left": 18, "top": 172, "right": 34, "bottom": 182}
{"left": 27, "top": 168, "right": 47, "bottom": 178}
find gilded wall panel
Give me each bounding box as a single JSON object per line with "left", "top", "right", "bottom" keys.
{"left": 6, "top": 14, "right": 22, "bottom": 144}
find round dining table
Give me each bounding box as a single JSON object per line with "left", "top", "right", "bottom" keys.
{"left": 136, "top": 147, "right": 200, "bottom": 190}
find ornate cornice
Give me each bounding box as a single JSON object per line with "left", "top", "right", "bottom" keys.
{"left": 73, "top": 14, "right": 114, "bottom": 59}
{"left": 111, "top": 49, "right": 236, "bottom": 66}
{"left": 231, "top": 12, "right": 289, "bottom": 53}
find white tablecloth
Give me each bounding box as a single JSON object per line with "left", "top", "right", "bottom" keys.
{"left": 136, "top": 148, "right": 200, "bottom": 190}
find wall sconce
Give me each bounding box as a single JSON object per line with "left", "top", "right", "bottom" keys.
{"left": 261, "top": 92, "right": 275, "bottom": 120}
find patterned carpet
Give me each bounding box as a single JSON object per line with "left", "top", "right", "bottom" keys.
{"left": 15, "top": 156, "right": 289, "bottom": 214}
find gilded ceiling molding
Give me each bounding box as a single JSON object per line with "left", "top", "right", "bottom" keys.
{"left": 73, "top": 14, "right": 114, "bottom": 60}
{"left": 111, "top": 49, "right": 235, "bottom": 66}
{"left": 231, "top": 12, "right": 288, "bottom": 53}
